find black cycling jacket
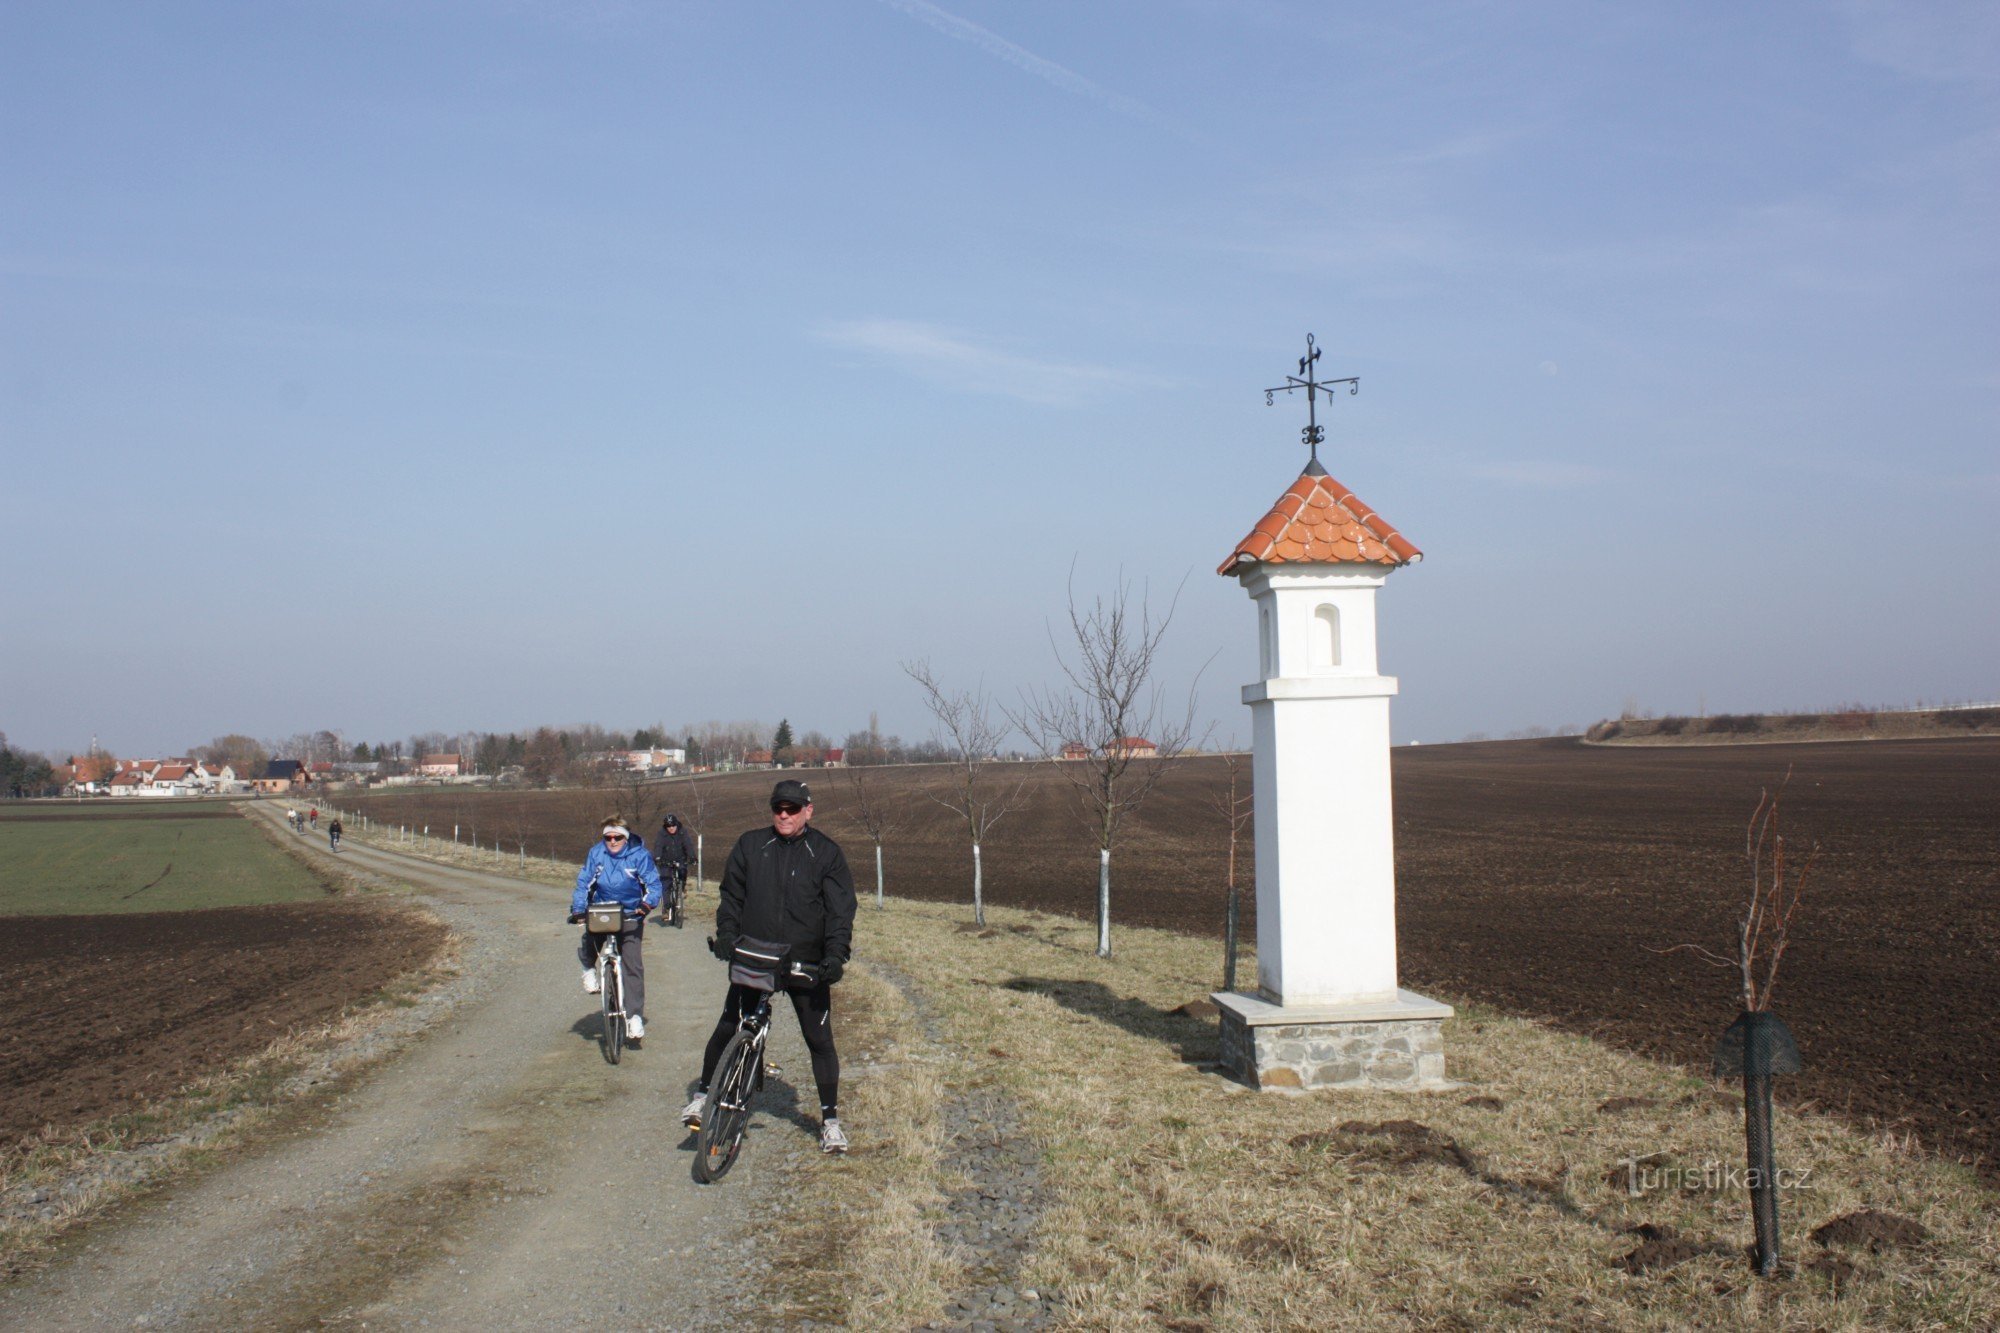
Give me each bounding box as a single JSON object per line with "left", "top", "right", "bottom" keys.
{"left": 654, "top": 825, "right": 694, "bottom": 869}
{"left": 714, "top": 825, "right": 855, "bottom": 965}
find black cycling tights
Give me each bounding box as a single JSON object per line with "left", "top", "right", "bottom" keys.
{"left": 701, "top": 981, "right": 838, "bottom": 1119}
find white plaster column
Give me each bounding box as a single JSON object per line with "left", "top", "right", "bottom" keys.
{"left": 1210, "top": 461, "right": 1451, "bottom": 1090}
{"left": 1240, "top": 564, "right": 1401, "bottom": 1006}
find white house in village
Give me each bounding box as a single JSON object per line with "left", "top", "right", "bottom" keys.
{"left": 418, "top": 753, "right": 463, "bottom": 778}
{"left": 608, "top": 748, "right": 686, "bottom": 772}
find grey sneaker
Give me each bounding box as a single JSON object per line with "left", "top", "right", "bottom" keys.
{"left": 582, "top": 968, "right": 600, "bottom": 994}
{"left": 681, "top": 1095, "right": 706, "bottom": 1130}
{"left": 820, "top": 1118, "right": 849, "bottom": 1155}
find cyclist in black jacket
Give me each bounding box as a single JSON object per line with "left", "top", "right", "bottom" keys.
{"left": 653, "top": 813, "right": 695, "bottom": 912}
{"left": 682, "top": 778, "right": 856, "bottom": 1153}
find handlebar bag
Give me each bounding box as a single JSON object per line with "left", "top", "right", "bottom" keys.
{"left": 586, "top": 903, "right": 625, "bottom": 934}
{"left": 729, "top": 935, "right": 789, "bottom": 992}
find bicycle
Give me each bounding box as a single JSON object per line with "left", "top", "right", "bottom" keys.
{"left": 572, "top": 897, "right": 643, "bottom": 1064}
{"left": 692, "top": 944, "right": 820, "bottom": 1183}
{"left": 661, "top": 865, "right": 687, "bottom": 929}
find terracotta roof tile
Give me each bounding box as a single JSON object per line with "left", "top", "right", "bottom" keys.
{"left": 1218, "top": 464, "right": 1421, "bottom": 574}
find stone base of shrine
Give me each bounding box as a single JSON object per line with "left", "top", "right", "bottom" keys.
{"left": 1212, "top": 989, "right": 1454, "bottom": 1090}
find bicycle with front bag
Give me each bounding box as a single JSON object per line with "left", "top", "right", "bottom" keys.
{"left": 692, "top": 938, "right": 819, "bottom": 1183}
{"left": 571, "top": 894, "right": 643, "bottom": 1064}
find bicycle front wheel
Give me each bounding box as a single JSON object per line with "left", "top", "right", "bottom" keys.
{"left": 601, "top": 957, "right": 624, "bottom": 1065}
{"left": 693, "top": 1030, "right": 758, "bottom": 1182}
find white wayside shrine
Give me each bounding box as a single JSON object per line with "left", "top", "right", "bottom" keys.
{"left": 1211, "top": 444, "right": 1452, "bottom": 1090}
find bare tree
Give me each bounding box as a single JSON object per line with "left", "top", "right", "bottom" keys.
{"left": 903, "top": 659, "right": 1025, "bottom": 926}
{"left": 1655, "top": 773, "right": 1818, "bottom": 1277}
{"left": 1208, "top": 749, "right": 1254, "bottom": 991}
{"left": 1011, "top": 572, "right": 1206, "bottom": 957}
{"left": 677, "top": 771, "right": 712, "bottom": 890}
{"left": 614, "top": 762, "right": 668, "bottom": 852}
{"left": 1659, "top": 775, "right": 1818, "bottom": 1010}
{"left": 844, "top": 763, "right": 909, "bottom": 910}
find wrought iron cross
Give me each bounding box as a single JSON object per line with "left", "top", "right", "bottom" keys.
{"left": 1264, "top": 333, "right": 1358, "bottom": 467}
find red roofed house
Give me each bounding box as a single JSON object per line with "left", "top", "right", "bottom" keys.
{"left": 147, "top": 763, "right": 197, "bottom": 796}
{"left": 1057, "top": 742, "right": 1091, "bottom": 762}
{"left": 1110, "top": 737, "right": 1158, "bottom": 759}
{"left": 418, "top": 753, "right": 463, "bottom": 778}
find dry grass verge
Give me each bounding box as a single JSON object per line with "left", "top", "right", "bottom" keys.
{"left": 752, "top": 959, "right": 959, "bottom": 1327}
{"left": 820, "top": 898, "right": 1999, "bottom": 1330}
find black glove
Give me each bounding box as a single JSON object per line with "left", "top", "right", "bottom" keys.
{"left": 819, "top": 958, "right": 845, "bottom": 986}
{"left": 709, "top": 935, "right": 736, "bottom": 962}
{"left": 567, "top": 913, "right": 583, "bottom": 925}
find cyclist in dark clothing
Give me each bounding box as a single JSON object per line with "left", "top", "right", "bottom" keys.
{"left": 654, "top": 814, "right": 695, "bottom": 919}
{"left": 682, "top": 779, "right": 856, "bottom": 1154}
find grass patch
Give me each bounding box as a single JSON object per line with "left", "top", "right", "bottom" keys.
{"left": 0, "top": 810, "right": 329, "bottom": 914}
{"left": 754, "top": 962, "right": 959, "bottom": 1328}
{"left": 825, "top": 898, "right": 2000, "bottom": 1329}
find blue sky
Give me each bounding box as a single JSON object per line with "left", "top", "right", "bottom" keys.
{"left": 4, "top": 0, "right": 1995, "bottom": 757}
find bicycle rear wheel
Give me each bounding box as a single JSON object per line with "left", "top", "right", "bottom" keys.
{"left": 601, "top": 956, "right": 624, "bottom": 1065}
{"left": 692, "top": 1030, "right": 758, "bottom": 1182}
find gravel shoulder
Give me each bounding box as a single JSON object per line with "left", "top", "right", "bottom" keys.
{"left": 0, "top": 808, "right": 814, "bottom": 1329}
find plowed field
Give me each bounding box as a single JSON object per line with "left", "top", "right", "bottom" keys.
{"left": 349, "top": 737, "right": 2000, "bottom": 1177}
{"left": 0, "top": 901, "right": 437, "bottom": 1140}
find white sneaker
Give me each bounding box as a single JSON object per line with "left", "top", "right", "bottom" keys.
{"left": 627, "top": 1014, "right": 645, "bottom": 1039}
{"left": 582, "top": 968, "right": 600, "bottom": 994}
{"left": 820, "top": 1119, "right": 849, "bottom": 1155}
{"left": 681, "top": 1095, "right": 706, "bottom": 1130}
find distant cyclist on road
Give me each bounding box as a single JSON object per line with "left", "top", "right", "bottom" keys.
{"left": 568, "top": 816, "right": 664, "bottom": 1041}
{"left": 682, "top": 779, "right": 855, "bottom": 1154}
{"left": 328, "top": 817, "right": 343, "bottom": 851}
{"left": 654, "top": 813, "right": 694, "bottom": 922}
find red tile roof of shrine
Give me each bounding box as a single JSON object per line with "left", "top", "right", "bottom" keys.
{"left": 1217, "top": 465, "right": 1421, "bottom": 574}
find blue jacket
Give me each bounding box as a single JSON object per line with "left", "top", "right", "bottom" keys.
{"left": 571, "top": 839, "right": 665, "bottom": 917}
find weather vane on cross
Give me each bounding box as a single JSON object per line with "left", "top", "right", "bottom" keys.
{"left": 1264, "top": 333, "right": 1358, "bottom": 470}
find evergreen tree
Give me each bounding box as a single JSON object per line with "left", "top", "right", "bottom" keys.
{"left": 772, "top": 719, "right": 794, "bottom": 751}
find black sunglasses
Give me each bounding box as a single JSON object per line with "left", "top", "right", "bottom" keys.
{"left": 771, "top": 803, "right": 804, "bottom": 815}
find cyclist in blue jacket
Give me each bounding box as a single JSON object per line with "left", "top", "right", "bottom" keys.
{"left": 569, "top": 815, "right": 665, "bottom": 1040}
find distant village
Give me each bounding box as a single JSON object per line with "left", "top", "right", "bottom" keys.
{"left": 48, "top": 735, "right": 1160, "bottom": 799}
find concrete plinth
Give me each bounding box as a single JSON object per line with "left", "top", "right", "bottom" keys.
{"left": 1213, "top": 989, "right": 1454, "bottom": 1090}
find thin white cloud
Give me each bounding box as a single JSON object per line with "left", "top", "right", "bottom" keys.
{"left": 1468, "top": 460, "right": 1609, "bottom": 489}
{"left": 1838, "top": 0, "right": 2000, "bottom": 83}
{"left": 875, "top": 0, "right": 1160, "bottom": 124}
{"left": 816, "top": 318, "right": 1145, "bottom": 405}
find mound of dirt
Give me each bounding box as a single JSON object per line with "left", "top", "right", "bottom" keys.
{"left": 1332, "top": 1119, "right": 1479, "bottom": 1172}
{"left": 0, "top": 900, "right": 440, "bottom": 1141}
{"left": 1811, "top": 1210, "right": 1931, "bottom": 1253}
{"left": 1615, "top": 1222, "right": 1734, "bottom": 1274}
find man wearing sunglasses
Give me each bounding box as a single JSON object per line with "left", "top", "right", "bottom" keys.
{"left": 568, "top": 816, "right": 665, "bottom": 1040}
{"left": 682, "top": 778, "right": 856, "bottom": 1153}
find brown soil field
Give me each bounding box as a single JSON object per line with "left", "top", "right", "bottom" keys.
{"left": 349, "top": 737, "right": 2000, "bottom": 1178}
{"left": 0, "top": 901, "right": 438, "bottom": 1141}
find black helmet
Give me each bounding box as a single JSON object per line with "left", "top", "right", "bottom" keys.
{"left": 663, "top": 813, "right": 680, "bottom": 826}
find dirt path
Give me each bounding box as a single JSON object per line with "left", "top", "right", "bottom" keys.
{"left": 0, "top": 807, "right": 816, "bottom": 1329}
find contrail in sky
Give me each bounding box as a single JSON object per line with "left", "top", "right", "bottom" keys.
{"left": 875, "top": 0, "right": 1159, "bottom": 123}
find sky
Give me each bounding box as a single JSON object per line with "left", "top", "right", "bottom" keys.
{"left": 4, "top": 0, "right": 1996, "bottom": 758}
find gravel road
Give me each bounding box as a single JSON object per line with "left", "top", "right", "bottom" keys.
{"left": 0, "top": 808, "right": 818, "bottom": 1329}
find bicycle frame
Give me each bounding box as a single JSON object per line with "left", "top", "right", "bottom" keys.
{"left": 692, "top": 960, "right": 815, "bottom": 1182}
